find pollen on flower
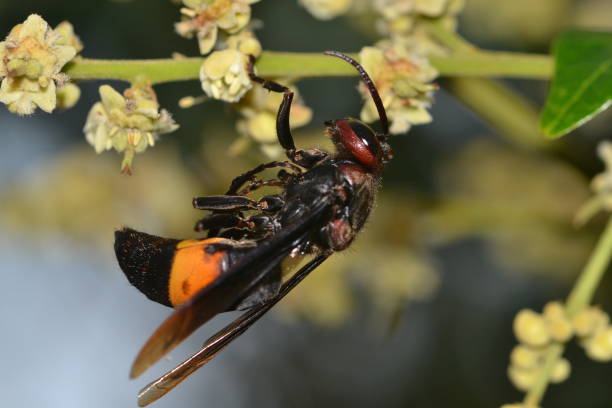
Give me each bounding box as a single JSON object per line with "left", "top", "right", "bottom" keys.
{"left": 83, "top": 83, "right": 179, "bottom": 173}
{"left": 175, "top": 0, "right": 260, "bottom": 55}
{"left": 298, "top": 0, "right": 354, "bottom": 20}
{"left": 200, "top": 49, "right": 252, "bottom": 103}
{"left": 0, "top": 14, "right": 79, "bottom": 115}
{"left": 358, "top": 42, "right": 437, "bottom": 135}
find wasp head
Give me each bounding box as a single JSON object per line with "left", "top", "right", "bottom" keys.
{"left": 323, "top": 51, "right": 392, "bottom": 172}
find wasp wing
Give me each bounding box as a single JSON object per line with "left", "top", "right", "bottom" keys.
{"left": 129, "top": 197, "right": 333, "bottom": 379}
{"left": 136, "top": 253, "right": 330, "bottom": 407}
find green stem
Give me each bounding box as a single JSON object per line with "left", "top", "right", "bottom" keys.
{"left": 64, "top": 50, "right": 553, "bottom": 85}
{"left": 524, "top": 215, "right": 612, "bottom": 406}
{"left": 428, "top": 22, "right": 551, "bottom": 150}
{"left": 447, "top": 78, "right": 546, "bottom": 149}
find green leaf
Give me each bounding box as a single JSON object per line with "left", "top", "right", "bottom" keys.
{"left": 541, "top": 31, "right": 612, "bottom": 138}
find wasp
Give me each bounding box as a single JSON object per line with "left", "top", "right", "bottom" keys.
{"left": 114, "top": 51, "right": 392, "bottom": 406}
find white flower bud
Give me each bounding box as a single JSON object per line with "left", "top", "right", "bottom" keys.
{"left": 200, "top": 49, "right": 252, "bottom": 103}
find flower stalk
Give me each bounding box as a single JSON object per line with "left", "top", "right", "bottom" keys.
{"left": 63, "top": 49, "right": 553, "bottom": 85}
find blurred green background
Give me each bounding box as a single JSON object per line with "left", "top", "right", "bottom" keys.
{"left": 2, "top": 1, "right": 612, "bottom": 407}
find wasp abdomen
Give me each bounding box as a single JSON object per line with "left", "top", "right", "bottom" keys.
{"left": 115, "top": 228, "right": 235, "bottom": 308}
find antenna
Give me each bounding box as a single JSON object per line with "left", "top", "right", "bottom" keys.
{"left": 323, "top": 50, "right": 389, "bottom": 135}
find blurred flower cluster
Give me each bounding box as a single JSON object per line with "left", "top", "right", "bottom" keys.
{"left": 426, "top": 141, "right": 592, "bottom": 278}
{"left": 83, "top": 82, "right": 179, "bottom": 173}
{"left": 0, "top": 14, "right": 82, "bottom": 115}
{"left": 508, "top": 303, "right": 572, "bottom": 391}
{"left": 298, "top": 0, "right": 354, "bottom": 20}
{"left": 507, "top": 302, "right": 612, "bottom": 397}
{"left": 374, "top": 0, "right": 465, "bottom": 55}
{"left": 0, "top": 147, "right": 202, "bottom": 250}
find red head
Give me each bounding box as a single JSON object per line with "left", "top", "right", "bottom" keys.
{"left": 323, "top": 51, "right": 392, "bottom": 172}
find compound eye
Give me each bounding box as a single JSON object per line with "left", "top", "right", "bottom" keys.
{"left": 349, "top": 119, "right": 380, "bottom": 158}
{"left": 335, "top": 118, "right": 382, "bottom": 170}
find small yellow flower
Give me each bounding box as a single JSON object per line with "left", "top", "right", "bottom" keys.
{"left": 573, "top": 306, "right": 609, "bottom": 338}
{"left": 358, "top": 42, "right": 437, "bottom": 134}
{"left": 298, "top": 0, "right": 354, "bottom": 20}
{"left": 0, "top": 14, "right": 78, "bottom": 115}
{"left": 56, "top": 83, "right": 81, "bottom": 110}
{"left": 550, "top": 358, "right": 571, "bottom": 383}
{"left": 583, "top": 327, "right": 612, "bottom": 362}
{"left": 200, "top": 49, "right": 252, "bottom": 102}
{"left": 507, "top": 365, "right": 538, "bottom": 392}
{"left": 53, "top": 21, "right": 83, "bottom": 53}
{"left": 83, "top": 82, "right": 179, "bottom": 173}
{"left": 513, "top": 309, "right": 550, "bottom": 347}
{"left": 509, "top": 345, "right": 544, "bottom": 370}
{"left": 542, "top": 301, "right": 573, "bottom": 342}
{"left": 225, "top": 29, "right": 262, "bottom": 57}
{"left": 175, "top": 0, "right": 260, "bottom": 54}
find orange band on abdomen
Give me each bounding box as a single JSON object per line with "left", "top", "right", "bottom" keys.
{"left": 168, "top": 239, "right": 227, "bottom": 307}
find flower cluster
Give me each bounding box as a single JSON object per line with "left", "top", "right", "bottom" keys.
{"left": 574, "top": 306, "right": 612, "bottom": 361}
{"left": 508, "top": 303, "right": 572, "bottom": 392}
{"left": 234, "top": 82, "right": 312, "bottom": 157}
{"left": 175, "top": 0, "right": 260, "bottom": 54}
{"left": 507, "top": 301, "right": 612, "bottom": 395}
{"left": 358, "top": 42, "right": 438, "bottom": 134}
{"left": 374, "top": 0, "right": 465, "bottom": 55}
{"left": 0, "top": 14, "right": 81, "bottom": 115}
{"left": 174, "top": 0, "right": 263, "bottom": 104}
{"left": 83, "top": 82, "right": 179, "bottom": 173}
{"left": 298, "top": 0, "right": 354, "bottom": 20}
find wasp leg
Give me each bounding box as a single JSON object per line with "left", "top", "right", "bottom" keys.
{"left": 225, "top": 160, "right": 301, "bottom": 195}
{"left": 194, "top": 213, "right": 279, "bottom": 235}
{"left": 194, "top": 213, "right": 245, "bottom": 232}
{"left": 193, "top": 194, "right": 284, "bottom": 212}
{"left": 247, "top": 56, "right": 328, "bottom": 169}
{"left": 237, "top": 179, "right": 285, "bottom": 196}
{"left": 192, "top": 195, "right": 259, "bottom": 211}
